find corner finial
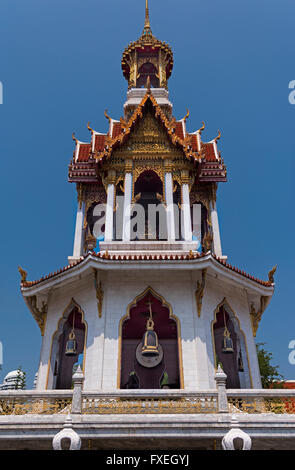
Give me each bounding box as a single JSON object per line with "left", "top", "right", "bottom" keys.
{"left": 18, "top": 266, "right": 27, "bottom": 282}
{"left": 144, "top": 0, "right": 151, "bottom": 31}
{"left": 268, "top": 264, "right": 277, "bottom": 283}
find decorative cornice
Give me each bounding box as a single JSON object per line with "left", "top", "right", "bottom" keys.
{"left": 20, "top": 252, "right": 274, "bottom": 290}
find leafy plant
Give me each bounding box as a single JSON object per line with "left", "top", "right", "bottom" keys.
{"left": 256, "top": 343, "right": 284, "bottom": 388}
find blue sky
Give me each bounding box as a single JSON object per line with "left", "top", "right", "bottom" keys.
{"left": 0, "top": 0, "right": 294, "bottom": 388}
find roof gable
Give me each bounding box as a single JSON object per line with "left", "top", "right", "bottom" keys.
{"left": 95, "top": 92, "right": 201, "bottom": 165}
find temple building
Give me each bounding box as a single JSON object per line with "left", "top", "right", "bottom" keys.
{"left": 2, "top": 1, "right": 294, "bottom": 451}
{"left": 20, "top": 1, "right": 275, "bottom": 394}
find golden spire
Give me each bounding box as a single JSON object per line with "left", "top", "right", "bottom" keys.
{"left": 144, "top": 0, "right": 151, "bottom": 32}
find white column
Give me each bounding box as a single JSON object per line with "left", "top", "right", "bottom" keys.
{"left": 122, "top": 162, "right": 133, "bottom": 241}
{"left": 73, "top": 201, "right": 85, "bottom": 258}
{"left": 164, "top": 168, "right": 175, "bottom": 241}
{"left": 210, "top": 201, "right": 222, "bottom": 257}
{"left": 192, "top": 203, "right": 202, "bottom": 252}
{"left": 181, "top": 183, "right": 192, "bottom": 241}
{"left": 104, "top": 171, "right": 116, "bottom": 242}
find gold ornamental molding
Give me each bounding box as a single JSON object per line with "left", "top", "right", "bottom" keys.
{"left": 195, "top": 269, "right": 207, "bottom": 318}
{"left": 250, "top": 296, "right": 270, "bottom": 337}
{"left": 27, "top": 295, "right": 48, "bottom": 336}
{"left": 133, "top": 162, "right": 164, "bottom": 183}
{"left": 93, "top": 269, "right": 104, "bottom": 319}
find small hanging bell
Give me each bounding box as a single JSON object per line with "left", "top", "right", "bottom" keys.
{"left": 65, "top": 330, "right": 78, "bottom": 357}
{"left": 222, "top": 327, "right": 234, "bottom": 354}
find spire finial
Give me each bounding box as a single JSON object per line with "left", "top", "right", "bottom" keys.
{"left": 144, "top": 0, "right": 151, "bottom": 31}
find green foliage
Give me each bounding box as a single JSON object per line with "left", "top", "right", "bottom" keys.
{"left": 15, "top": 366, "right": 26, "bottom": 390}
{"left": 256, "top": 343, "right": 284, "bottom": 388}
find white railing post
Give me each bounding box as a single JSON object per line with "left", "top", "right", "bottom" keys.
{"left": 215, "top": 364, "right": 229, "bottom": 413}
{"left": 71, "top": 366, "right": 84, "bottom": 414}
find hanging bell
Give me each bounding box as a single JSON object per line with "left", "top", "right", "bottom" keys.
{"left": 222, "top": 327, "right": 234, "bottom": 354}
{"left": 141, "top": 318, "right": 160, "bottom": 357}
{"left": 65, "top": 330, "right": 78, "bottom": 357}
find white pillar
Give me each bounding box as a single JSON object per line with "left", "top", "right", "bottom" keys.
{"left": 181, "top": 183, "right": 192, "bottom": 241}
{"left": 73, "top": 201, "right": 85, "bottom": 258}
{"left": 192, "top": 203, "right": 202, "bottom": 252}
{"left": 104, "top": 171, "right": 116, "bottom": 242}
{"left": 122, "top": 162, "right": 133, "bottom": 241}
{"left": 210, "top": 201, "right": 222, "bottom": 257}
{"left": 164, "top": 164, "right": 175, "bottom": 241}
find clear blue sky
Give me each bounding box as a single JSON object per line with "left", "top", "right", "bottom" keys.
{"left": 0, "top": 0, "right": 294, "bottom": 388}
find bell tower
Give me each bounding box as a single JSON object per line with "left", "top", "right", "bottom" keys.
{"left": 20, "top": 0, "right": 275, "bottom": 397}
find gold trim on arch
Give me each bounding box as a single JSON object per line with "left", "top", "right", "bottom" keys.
{"left": 45, "top": 298, "right": 88, "bottom": 390}
{"left": 117, "top": 286, "right": 184, "bottom": 389}
{"left": 210, "top": 297, "right": 253, "bottom": 388}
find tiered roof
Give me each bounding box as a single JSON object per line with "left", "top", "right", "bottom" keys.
{"left": 69, "top": 91, "right": 227, "bottom": 184}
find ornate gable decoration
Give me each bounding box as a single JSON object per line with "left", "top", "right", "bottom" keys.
{"left": 94, "top": 92, "right": 202, "bottom": 165}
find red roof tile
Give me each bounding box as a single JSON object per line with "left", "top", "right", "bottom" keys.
{"left": 77, "top": 143, "right": 91, "bottom": 162}
{"left": 190, "top": 134, "right": 199, "bottom": 152}
{"left": 175, "top": 122, "right": 184, "bottom": 140}
{"left": 201, "top": 142, "right": 217, "bottom": 162}
{"left": 112, "top": 122, "right": 123, "bottom": 138}
{"left": 94, "top": 134, "right": 106, "bottom": 152}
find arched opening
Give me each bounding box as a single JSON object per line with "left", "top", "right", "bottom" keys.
{"left": 133, "top": 170, "right": 167, "bottom": 240}
{"left": 137, "top": 62, "right": 159, "bottom": 88}
{"left": 49, "top": 302, "right": 86, "bottom": 390}
{"left": 212, "top": 301, "right": 251, "bottom": 389}
{"left": 120, "top": 289, "right": 181, "bottom": 389}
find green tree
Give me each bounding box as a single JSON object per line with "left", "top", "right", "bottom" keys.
{"left": 256, "top": 343, "right": 284, "bottom": 388}
{"left": 15, "top": 366, "right": 26, "bottom": 390}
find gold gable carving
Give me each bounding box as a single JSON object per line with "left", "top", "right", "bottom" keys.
{"left": 112, "top": 111, "right": 185, "bottom": 161}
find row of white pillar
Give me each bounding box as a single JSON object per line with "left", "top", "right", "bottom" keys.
{"left": 72, "top": 169, "right": 223, "bottom": 257}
